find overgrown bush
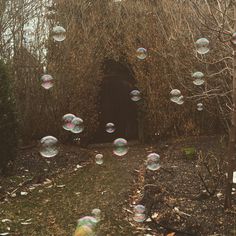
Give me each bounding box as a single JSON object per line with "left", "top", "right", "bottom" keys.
{"left": 3, "top": 0, "right": 228, "bottom": 143}
{"left": 0, "top": 60, "right": 17, "bottom": 175}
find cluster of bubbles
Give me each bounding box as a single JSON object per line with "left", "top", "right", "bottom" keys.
{"left": 113, "top": 138, "right": 128, "bottom": 156}
{"left": 192, "top": 71, "right": 205, "bottom": 86}
{"left": 195, "top": 38, "right": 210, "bottom": 55}
{"left": 133, "top": 205, "right": 146, "bottom": 223}
{"left": 105, "top": 122, "right": 115, "bottom": 133}
{"left": 130, "top": 90, "right": 141, "bottom": 102}
{"left": 136, "top": 47, "right": 147, "bottom": 60}
{"left": 197, "top": 103, "right": 203, "bottom": 111}
{"left": 170, "top": 89, "right": 184, "bottom": 105}
{"left": 62, "top": 113, "right": 84, "bottom": 134}
{"left": 95, "top": 153, "right": 104, "bottom": 165}
{"left": 146, "top": 153, "right": 161, "bottom": 171}
{"left": 39, "top": 136, "right": 59, "bottom": 158}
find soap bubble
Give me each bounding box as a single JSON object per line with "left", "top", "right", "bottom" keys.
{"left": 175, "top": 95, "right": 184, "bottom": 105}
{"left": 40, "top": 74, "right": 54, "bottom": 90}
{"left": 146, "top": 153, "right": 161, "bottom": 171}
{"left": 133, "top": 205, "right": 146, "bottom": 223}
{"left": 73, "top": 225, "right": 95, "bottom": 236}
{"left": 95, "top": 154, "right": 104, "bottom": 165}
{"left": 197, "top": 103, "right": 203, "bottom": 111}
{"left": 52, "top": 26, "right": 66, "bottom": 42}
{"left": 192, "top": 71, "right": 204, "bottom": 86}
{"left": 130, "top": 90, "right": 141, "bottom": 102}
{"left": 113, "top": 138, "right": 128, "bottom": 156}
{"left": 40, "top": 136, "right": 58, "bottom": 158}
{"left": 105, "top": 123, "right": 115, "bottom": 133}
{"left": 231, "top": 32, "right": 236, "bottom": 45}
{"left": 170, "top": 89, "right": 183, "bottom": 104}
{"left": 91, "top": 208, "right": 101, "bottom": 222}
{"left": 77, "top": 216, "right": 98, "bottom": 230}
{"left": 71, "top": 117, "right": 84, "bottom": 134}
{"left": 62, "top": 113, "right": 76, "bottom": 131}
{"left": 136, "top": 47, "right": 147, "bottom": 60}
{"left": 134, "top": 205, "right": 145, "bottom": 214}
{"left": 195, "top": 38, "right": 209, "bottom": 55}
{"left": 24, "top": 26, "right": 34, "bottom": 41}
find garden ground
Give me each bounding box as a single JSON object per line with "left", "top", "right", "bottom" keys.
{"left": 0, "top": 136, "right": 235, "bottom": 236}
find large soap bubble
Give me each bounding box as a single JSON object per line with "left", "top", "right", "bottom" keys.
{"left": 77, "top": 216, "right": 98, "bottom": 230}
{"left": 73, "top": 225, "right": 95, "bottom": 236}
{"left": 40, "top": 74, "right": 54, "bottom": 90}
{"left": 192, "top": 71, "right": 204, "bottom": 86}
{"left": 195, "top": 38, "right": 209, "bottom": 55}
{"left": 40, "top": 136, "right": 58, "bottom": 158}
{"left": 146, "top": 153, "right": 161, "bottom": 171}
{"left": 136, "top": 47, "right": 147, "bottom": 60}
{"left": 113, "top": 138, "right": 128, "bottom": 156}
{"left": 52, "top": 26, "right": 66, "bottom": 42}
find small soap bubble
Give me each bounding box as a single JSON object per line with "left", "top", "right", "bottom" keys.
{"left": 146, "top": 153, "right": 161, "bottom": 171}
{"left": 130, "top": 90, "right": 141, "bottom": 102}
{"left": 113, "top": 138, "right": 128, "bottom": 156}
{"left": 197, "top": 103, "right": 203, "bottom": 111}
{"left": 95, "top": 154, "right": 104, "bottom": 165}
{"left": 39, "top": 136, "right": 58, "bottom": 158}
{"left": 136, "top": 47, "right": 147, "bottom": 60}
{"left": 134, "top": 205, "right": 145, "bottom": 214}
{"left": 91, "top": 208, "right": 101, "bottom": 222}
{"left": 24, "top": 26, "right": 34, "bottom": 41}
{"left": 52, "top": 26, "right": 66, "bottom": 42}
{"left": 105, "top": 123, "right": 115, "bottom": 133}
{"left": 192, "top": 71, "right": 204, "bottom": 86}
{"left": 62, "top": 113, "right": 76, "bottom": 131}
{"left": 231, "top": 32, "right": 236, "bottom": 45}
{"left": 175, "top": 95, "right": 184, "bottom": 105}
{"left": 71, "top": 117, "right": 84, "bottom": 134}
{"left": 133, "top": 205, "right": 146, "bottom": 223}
{"left": 195, "top": 38, "right": 209, "bottom": 55}
{"left": 170, "top": 89, "right": 183, "bottom": 104}
{"left": 40, "top": 74, "right": 54, "bottom": 90}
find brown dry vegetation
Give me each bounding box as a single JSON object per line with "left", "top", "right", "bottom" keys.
{"left": 0, "top": 0, "right": 234, "bottom": 144}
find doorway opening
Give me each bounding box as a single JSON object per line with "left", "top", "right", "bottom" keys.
{"left": 95, "top": 59, "right": 138, "bottom": 143}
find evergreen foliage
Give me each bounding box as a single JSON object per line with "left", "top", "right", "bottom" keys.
{"left": 0, "top": 60, "right": 17, "bottom": 175}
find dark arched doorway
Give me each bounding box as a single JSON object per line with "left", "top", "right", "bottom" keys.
{"left": 95, "top": 59, "right": 138, "bottom": 143}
